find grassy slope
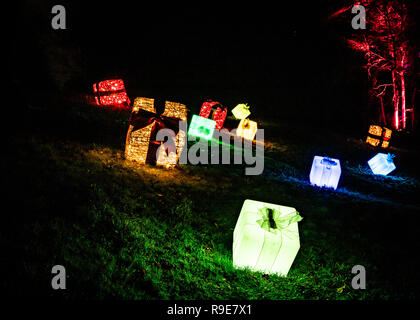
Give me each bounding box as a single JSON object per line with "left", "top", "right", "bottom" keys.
{"left": 3, "top": 100, "right": 420, "bottom": 299}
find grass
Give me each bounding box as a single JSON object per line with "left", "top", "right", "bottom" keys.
{"left": 3, "top": 98, "right": 420, "bottom": 300}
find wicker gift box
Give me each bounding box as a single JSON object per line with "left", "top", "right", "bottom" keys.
{"left": 125, "top": 97, "right": 187, "bottom": 168}
{"left": 233, "top": 199, "right": 302, "bottom": 276}
{"left": 366, "top": 125, "right": 392, "bottom": 148}
{"left": 92, "top": 79, "right": 130, "bottom": 108}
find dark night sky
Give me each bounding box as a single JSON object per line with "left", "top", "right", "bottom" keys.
{"left": 8, "top": 1, "right": 383, "bottom": 132}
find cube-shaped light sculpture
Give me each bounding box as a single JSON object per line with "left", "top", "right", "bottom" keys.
{"left": 125, "top": 97, "right": 187, "bottom": 168}
{"left": 232, "top": 103, "right": 251, "bottom": 120}
{"left": 198, "top": 99, "right": 227, "bottom": 130}
{"left": 236, "top": 118, "right": 258, "bottom": 141}
{"left": 233, "top": 199, "right": 302, "bottom": 276}
{"left": 366, "top": 125, "right": 392, "bottom": 148}
{"left": 368, "top": 153, "right": 396, "bottom": 175}
{"left": 309, "top": 156, "right": 341, "bottom": 190}
{"left": 92, "top": 79, "right": 130, "bottom": 107}
{"left": 188, "top": 115, "right": 216, "bottom": 140}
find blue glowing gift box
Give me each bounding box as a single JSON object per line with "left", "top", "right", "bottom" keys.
{"left": 309, "top": 156, "right": 341, "bottom": 190}
{"left": 367, "top": 153, "right": 396, "bottom": 175}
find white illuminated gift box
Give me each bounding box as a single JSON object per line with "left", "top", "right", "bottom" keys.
{"left": 309, "top": 156, "right": 341, "bottom": 190}
{"left": 233, "top": 199, "right": 302, "bottom": 276}
{"left": 368, "top": 153, "right": 396, "bottom": 175}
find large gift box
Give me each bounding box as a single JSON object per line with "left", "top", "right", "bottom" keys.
{"left": 92, "top": 79, "right": 130, "bottom": 107}
{"left": 366, "top": 125, "right": 392, "bottom": 148}
{"left": 233, "top": 199, "right": 302, "bottom": 276}
{"left": 198, "top": 99, "right": 227, "bottom": 130}
{"left": 124, "top": 97, "right": 187, "bottom": 168}
{"left": 309, "top": 156, "right": 341, "bottom": 190}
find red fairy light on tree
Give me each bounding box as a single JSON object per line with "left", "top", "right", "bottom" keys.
{"left": 92, "top": 79, "right": 130, "bottom": 108}
{"left": 329, "top": 0, "right": 417, "bottom": 131}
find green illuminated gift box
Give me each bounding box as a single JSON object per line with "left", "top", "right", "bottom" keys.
{"left": 233, "top": 199, "right": 302, "bottom": 276}
{"left": 188, "top": 115, "right": 216, "bottom": 140}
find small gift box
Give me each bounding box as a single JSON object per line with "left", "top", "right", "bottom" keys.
{"left": 124, "top": 97, "right": 187, "bottom": 168}
{"left": 236, "top": 118, "right": 258, "bottom": 141}
{"left": 92, "top": 79, "right": 130, "bottom": 107}
{"left": 309, "top": 156, "right": 341, "bottom": 190}
{"left": 187, "top": 115, "right": 216, "bottom": 140}
{"left": 233, "top": 199, "right": 302, "bottom": 276}
{"left": 368, "top": 153, "right": 396, "bottom": 175}
{"left": 366, "top": 125, "right": 392, "bottom": 148}
{"left": 231, "top": 103, "right": 251, "bottom": 120}
{"left": 198, "top": 99, "right": 227, "bottom": 130}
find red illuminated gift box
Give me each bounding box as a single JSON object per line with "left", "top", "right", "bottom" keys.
{"left": 198, "top": 99, "right": 227, "bottom": 130}
{"left": 92, "top": 79, "right": 130, "bottom": 108}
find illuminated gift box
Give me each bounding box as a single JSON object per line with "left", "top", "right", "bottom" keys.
{"left": 309, "top": 156, "right": 341, "bottom": 190}
{"left": 187, "top": 115, "right": 216, "bottom": 140}
{"left": 92, "top": 79, "right": 130, "bottom": 107}
{"left": 125, "top": 97, "right": 187, "bottom": 168}
{"left": 198, "top": 99, "right": 227, "bottom": 130}
{"left": 236, "top": 118, "right": 258, "bottom": 141}
{"left": 368, "top": 153, "right": 396, "bottom": 175}
{"left": 231, "top": 103, "right": 251, "bottom": 120}
{"left": 366, "top": 125, "right": 392, "bottom": 148}
{"left": 233, "top": 199, "right": 302, "bottom": 276}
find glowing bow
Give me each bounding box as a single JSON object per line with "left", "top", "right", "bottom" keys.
{"left": 256, "top": 207, "right": 302, "bottom": 235}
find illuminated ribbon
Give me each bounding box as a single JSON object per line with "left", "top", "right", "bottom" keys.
{"left": 128, "top": 103, "right": 184, "bottom": 164}
{"left": 241, "top": 119, "right": 251, "bottom": 129}
{"left": 319, "top": 157, "right": 338, "bottom": 186}
{"left": 387, "top": 153, "right": 395, "bottom": 162}
{"left": 256, "top": 207, "right": 303, "bottom": 235}
{"left": 93, "top": 81, "right": 129, "bottom": 106}
{"left": 320, "top": 157, "right": 338, "bottom": 168}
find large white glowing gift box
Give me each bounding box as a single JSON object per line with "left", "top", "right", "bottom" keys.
{"left": 309, "top": 156, "right": 341, "bottom": 190}
{"left": 233, "top": 199, "right": 302, "bottom": 276}
{"left": 368, "top": 153, "right": 396, "bottom": 175}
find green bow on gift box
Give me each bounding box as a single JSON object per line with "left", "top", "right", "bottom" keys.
{"left": 256, "top": 207, "right": 303, "bottom": 235}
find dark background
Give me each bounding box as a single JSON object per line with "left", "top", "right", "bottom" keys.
{"left": 2, "top": 0, "right": 420, "bottom": 301}
{"left": 7, "top": 0, "right": 388, "bottom": 134}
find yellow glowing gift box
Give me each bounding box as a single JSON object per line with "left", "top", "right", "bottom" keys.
{"left": 233, "top": 199, "right": 302, "bottom": 276}
{"left": 236, "top": 119, "right": 258, "bottom": 141}
{"left": 232, "top": 103, "right": 251, "bottom": 120}
{"left": 366, "top": 125, "right": 392, "bottom": 148}
{"left": 125, "top": 97, "right": 187, "bottom": 168}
